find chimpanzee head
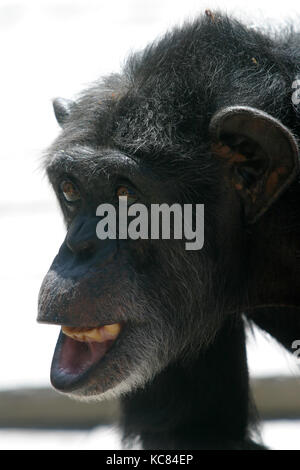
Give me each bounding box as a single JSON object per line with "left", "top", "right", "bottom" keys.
{"left": 37, "top": 13, "right": 299, "bottom": 401}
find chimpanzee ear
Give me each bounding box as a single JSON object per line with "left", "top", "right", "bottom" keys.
{"left": 209, "top": 106, "right": 299, "bottom": 223}
{"left": 52, "top": 97, "right": 75, "bottom": 127}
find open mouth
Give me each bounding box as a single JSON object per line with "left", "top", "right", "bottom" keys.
{"left": 50, "top": 323, "right": 122, "bottom": 392}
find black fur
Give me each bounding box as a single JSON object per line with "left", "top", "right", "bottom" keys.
{"left": 38, "top": 12, "right": 300, "bottom": 450}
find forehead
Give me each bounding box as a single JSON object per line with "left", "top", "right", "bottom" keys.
{"left": 46, "top": 146, "right": 139, "bottom": 178}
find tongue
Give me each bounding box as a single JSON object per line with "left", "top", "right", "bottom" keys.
{"left": 60, "top": 335, "right": 112, "bottom": 375}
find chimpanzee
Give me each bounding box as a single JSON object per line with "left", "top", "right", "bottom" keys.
{"left": 37, "top": 11, "right": 300, "bottom": 450}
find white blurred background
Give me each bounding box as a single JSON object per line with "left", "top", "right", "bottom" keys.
{"left": 0, "top": 0, "right": 300, "bottom": 450}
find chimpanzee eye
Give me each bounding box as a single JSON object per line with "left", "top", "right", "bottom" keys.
{"left": 116, "top": 186, "right": 137, "bottom": 205}
{"left": 60, "top": 180, "right": 81, "bottom": 203}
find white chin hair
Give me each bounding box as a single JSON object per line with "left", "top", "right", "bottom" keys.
{"left": 66, "top": 361, "right": 157, "bottom": 404}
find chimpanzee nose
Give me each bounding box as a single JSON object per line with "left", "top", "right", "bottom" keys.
{"left": 66, "top": 216, "right": 98, "bottom": 256}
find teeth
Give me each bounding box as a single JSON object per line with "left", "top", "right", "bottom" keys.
{"left": 62, "top": 323, "right": 121, "bottom": 343}
{"left": 103, "top": 324, "right": 121, "bottom": 335}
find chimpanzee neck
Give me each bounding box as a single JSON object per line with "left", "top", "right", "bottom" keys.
{"left": 245, "top": 190, "right": 300, "bottom": 350}
{"left": 120, "top": 316, "right": 253, "bottom": 450}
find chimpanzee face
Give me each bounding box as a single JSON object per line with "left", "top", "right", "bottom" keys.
{"left": 38, "top": 140, "right": 219, "bottom": 401}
